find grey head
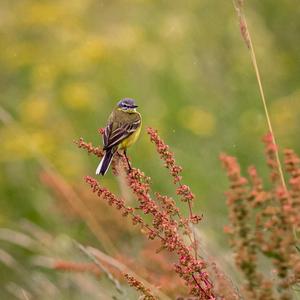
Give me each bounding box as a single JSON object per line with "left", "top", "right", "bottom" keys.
{"left": 117, "top": 98, "right": 138, "bottom": 110}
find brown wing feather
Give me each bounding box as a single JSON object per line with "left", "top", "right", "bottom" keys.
{"left": 103, "top": 122, "right": 112, "bottom": 146}
{"left": 103, "top": 119, "right": 141, "bottom": 150}
{"left": 103, "top": 110, "right": 141, "bottom": 150}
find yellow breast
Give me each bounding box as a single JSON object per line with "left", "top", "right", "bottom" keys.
{"left": 119, "top": 124, "right": 141, "bottom": 150}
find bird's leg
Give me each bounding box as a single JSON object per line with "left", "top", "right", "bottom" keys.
{"left": 115, "top": 150, "right": 122, "bottom": 159}
{"left": 123, "top": 149, "right": 132, "bottom": 172}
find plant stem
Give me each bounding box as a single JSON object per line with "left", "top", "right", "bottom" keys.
{"left": 233, "top": 0, "right": 287, "bottom": 192}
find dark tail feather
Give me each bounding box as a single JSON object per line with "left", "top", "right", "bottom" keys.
{"left": 96, "top": 149, "right": 115, "bottom": 175}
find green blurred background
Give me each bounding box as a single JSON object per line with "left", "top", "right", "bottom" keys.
{"left": 1, "top": 0, "right": 300, "bottom": 299}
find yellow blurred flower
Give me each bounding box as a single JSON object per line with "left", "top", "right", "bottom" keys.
{"left": 272, "top": 105, "right": 295, "bottom": 130}
{"left": 22, "top": 3, "right": 63, "bottom": 26}
{"left": 178, "top": 106, "right": 215, "bottom": 136}
{"left": 0, "top": 126, "right": 54, "bottom": 161}
{"left": 271, "top": 92, "right": 300, "bottom": 136}
{"left": 20, "top": 98, "right": 51, "bottom": 125}
{"left": 64, "top": 36, "right": 106, "bottom": 73}
{"left": 62, "top": 83, "right": 95, "bottom": 110}
{"left": 80, "top": 36, "right": 106, "bottom": 62}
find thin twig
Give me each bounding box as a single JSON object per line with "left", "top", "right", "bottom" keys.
{"left": 87, "top": 246, "right": 173, "bottom": 300}
{"left": 233, "top": 0, "right": 287, "bottom": 191}
{"left": 179, "top": 181, "right": 198, "bottom": 259}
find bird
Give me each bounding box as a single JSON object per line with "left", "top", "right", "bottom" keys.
{"left": 96, "top": 98, "right": 142, "bottom": 176}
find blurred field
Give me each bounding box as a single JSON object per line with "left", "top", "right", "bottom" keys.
{"left": 1, "top": 0, "right": 300, "bottom": 299}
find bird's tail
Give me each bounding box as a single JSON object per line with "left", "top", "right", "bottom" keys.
{"left": 96, "top": 149, "right": 115, "bottom": 175}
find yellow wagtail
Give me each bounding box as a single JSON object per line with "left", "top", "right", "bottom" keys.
{"left": 96, "top": 98, "right": 142, "bottom": 175}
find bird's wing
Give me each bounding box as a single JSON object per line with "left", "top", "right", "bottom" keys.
{"left": 103, "top": 117, "right": 141, "bottom": 150}
{"left": 103, "top": 122, "right": 112, "bottom": 146}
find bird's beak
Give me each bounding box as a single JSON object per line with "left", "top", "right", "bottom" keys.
{"left": 132, "top": 105, "right": 138, "bottom": 108}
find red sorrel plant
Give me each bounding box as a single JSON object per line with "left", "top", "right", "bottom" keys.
{"left": 76, "top": 128, "right": 300, "bottom": 299}
{"left": 220, "top": 132, "right": 300, "bottom": 300}
{"left": 124, "top": 273, "right": 158, "bottom": 300}
{"left": 77, "top": 127, "right": 217, "bottom": 299}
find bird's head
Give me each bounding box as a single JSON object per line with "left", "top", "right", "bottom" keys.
{"left": 117, "top": 98, "right": 138, "bottom": 113}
